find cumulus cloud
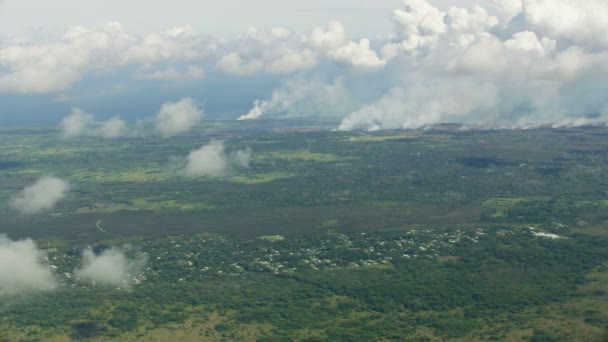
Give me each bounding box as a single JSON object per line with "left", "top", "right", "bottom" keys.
{"left": 125, "top": 26, "right": 213, "bottom": 64}
{"left": 155, "top": 97, "right": 203, "bottom": 135}
{"left": 246, "top": 0, "right": 608, "bottom": 131}
{"left": 61, "top": 107, "right": 95, "bottom": 138}
{"left": 216, "top": 52, "right": 263, "bottom": 76}
{"left": 97, "top": 116, "right": 128, "bottom": 138}
{"left": 11, "top": 176, "right": 70, "bottom": 215}
{"left": 335, "top": 0, "right": 608, "bottom": 130}
{"left": 214, "top": 23, "right": 391, "bottom": 76}
{"left": 329, "top": 39, "right": 386, "bottom": 67}
{"left": 179, "top": 140, "right": 251, "bottom": 178}
{"left": 74, "top": 246, "right": 147, "bottom": 287}
{"left": 0, "top": 236, "right": 56, "bottom": 297}
{"left": 231, "top": 148, "right": 253, "bottom": 168}
{"left": 61, "top": 108, "right": 129, "bottom": 139}
{"left": 3, "top": 1, "right": 608, "bottom": 130}
{"left": 265, "top": 48, "right": 317, "bottom": 74}
{"left": 522, "top": 0, "right": 608, "bottom": 49}
{"left": 215, "top": 26, "right": 318, "bottom": 76}
{"left": 308, "top": 21, "right": 389, "bottom": 67}
{"left": 308, "top": 21, "right": 347, "bottom": 52}
{"left": 493, "top": 0, "right": 523, "bottom": 25}
{"left": 134, "top": 66, "right": 205, "bottom": 80}
{"left": 0, "top": 23, "right": 213, "bottom": 93}
{"left": 0, "top": 22, "right": 128, "bottom": 93}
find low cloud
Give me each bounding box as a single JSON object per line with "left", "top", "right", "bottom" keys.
{"left": 134, "top": 66, "right": 205, "bottom": 81}
{"left": 155, "top": 97, "right": 203, "bottom": 135}
{"left": 61, "top": 107, "right": 94, "bottom": 138}
{"left": 216, "top": 52, "right": 263, "bottom": 76}
{"left": 0, "top": 23, "right": 214, "bottom": 94}
{"left": 74, "top": 246, "right": 147, "bottom": 287}
{"left": 179, "top": 140, "right": 251, "bottom": 178}
{"left": 308, "top": 21, "right": 389, "bottom": 67}
{"left": 11, "top": 176, "right": 70, "bottom": 215}
{"left": 232, "top": 148, "right": 252, "bottom": 168}
{"left": 3, "top": 1, "right": 607, "bottom": 129}
{"left": 0, "top": 235, "right": 56, "bottom": 297}
{"left": 215, "top": 27, "right": 318, "bottom": 76}
{"left": 97, "top": 116, "right": 128, "bottom": 138}
{"left": 61, "top": 108, "right": 129, "bottom": 139}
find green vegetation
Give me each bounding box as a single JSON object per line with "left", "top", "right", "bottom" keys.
{"left": 227, "top": 171, "right": 297, "bottom": 184}
{"left": 0, "top": 124, "right": 608, "bottom": 340}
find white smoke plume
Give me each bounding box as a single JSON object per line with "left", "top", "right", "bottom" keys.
{"left": 179, "top": 140, "right": 251, "bottom": 178}
{"left": 155, "top": 97, "right": 204, "bottom": 135}
{"left": 239, "top": 77, "right": 355, "bottom": 120}
{"left": 245, "top": 0, "right": 608, "bottom": 130}
{"left": 0, "top": 235, "right": 56, "bottom": 297}
{"left": 2, "top": 1, "right": 607, "bottom": 129}
{"left": 11, "top": 176, "right": 70, "bottom": 215}
{"left": 74, "top": 246, "right": 147, "bottom": 287}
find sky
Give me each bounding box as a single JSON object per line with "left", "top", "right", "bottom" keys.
{"left": 0, "top": 0, "right": 607, "bottom": 129}
{"left": 0, "top": 0, "right": 492, "bottom": 37}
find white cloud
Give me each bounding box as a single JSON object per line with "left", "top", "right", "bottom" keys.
{"left": 0, "top": 23, "right": 213, "bottom": 93}
{"left": 329, "top": 39, "right": 386, "bottom": 67}
{"left": 2, "top": 1, "right": 608, "bottom": 129}
{"left": 181, "top": 140, "right": 228, "bottom": 177}
{"left": 134, "top": 66, "right": 205, "bottom": 80}
{"left": 61, "top": 107, "right": 95, "bottom": 138}
{"left": 0, "top": 235, "right": 56, "bottom": 297}
{"left": 74, "top": 247, "right": 147, "bottom": 287}
{"left": 523, "top": 0, "right": 608, "bottom": 49}
{"left": 216, "top": 52, "right": 263, "bottom": 76}
{"left": 179, "top": 140, "right": 251, "bottom": 178}
{"left": 265, "top": 48, "right": 317, "bottom": 74}
{"left": 0, "top": 22, "right": 129, "bottom": 93}
{"left": 215, "top": 25, "right": 320, "bottom": 76}
{"left": 61, "top": 108, "right": 129, "bottom": 139}
{"left": 307, "top": 21, "right": 389, "bottom": 67}
{"left": 155, "top": 97, "right": 203, "bottom": 135}
{"left": 96, "top": 116, "right": 127, "bottom": 138}
{"left": 125, "top": 26, "right": 213, "bottom": 64}
{"left": 504, "top": 31, "right": 555, "bottom": 56}
{"left": 11, "top": 176, "right": 70, "bottom": 215}
{"left": 215, "top": 22, "right": 389, "bottom": 76}
{"left": 444, "top": 6, "right": 498, "bottom": 48}
{"left": 392, "top": 0, "right": 447, "bottom": 52}
{"left": 248, "top": 0, "right": 608, "bottom": 130}
{"left": 493, "top": 0, "right": 523, "bottom": 25}
{"left": 308, "top": 21, "right": 347, "bottom": 52}
{"left": 231, "top": 148, "right": 252, "bottom": 168}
